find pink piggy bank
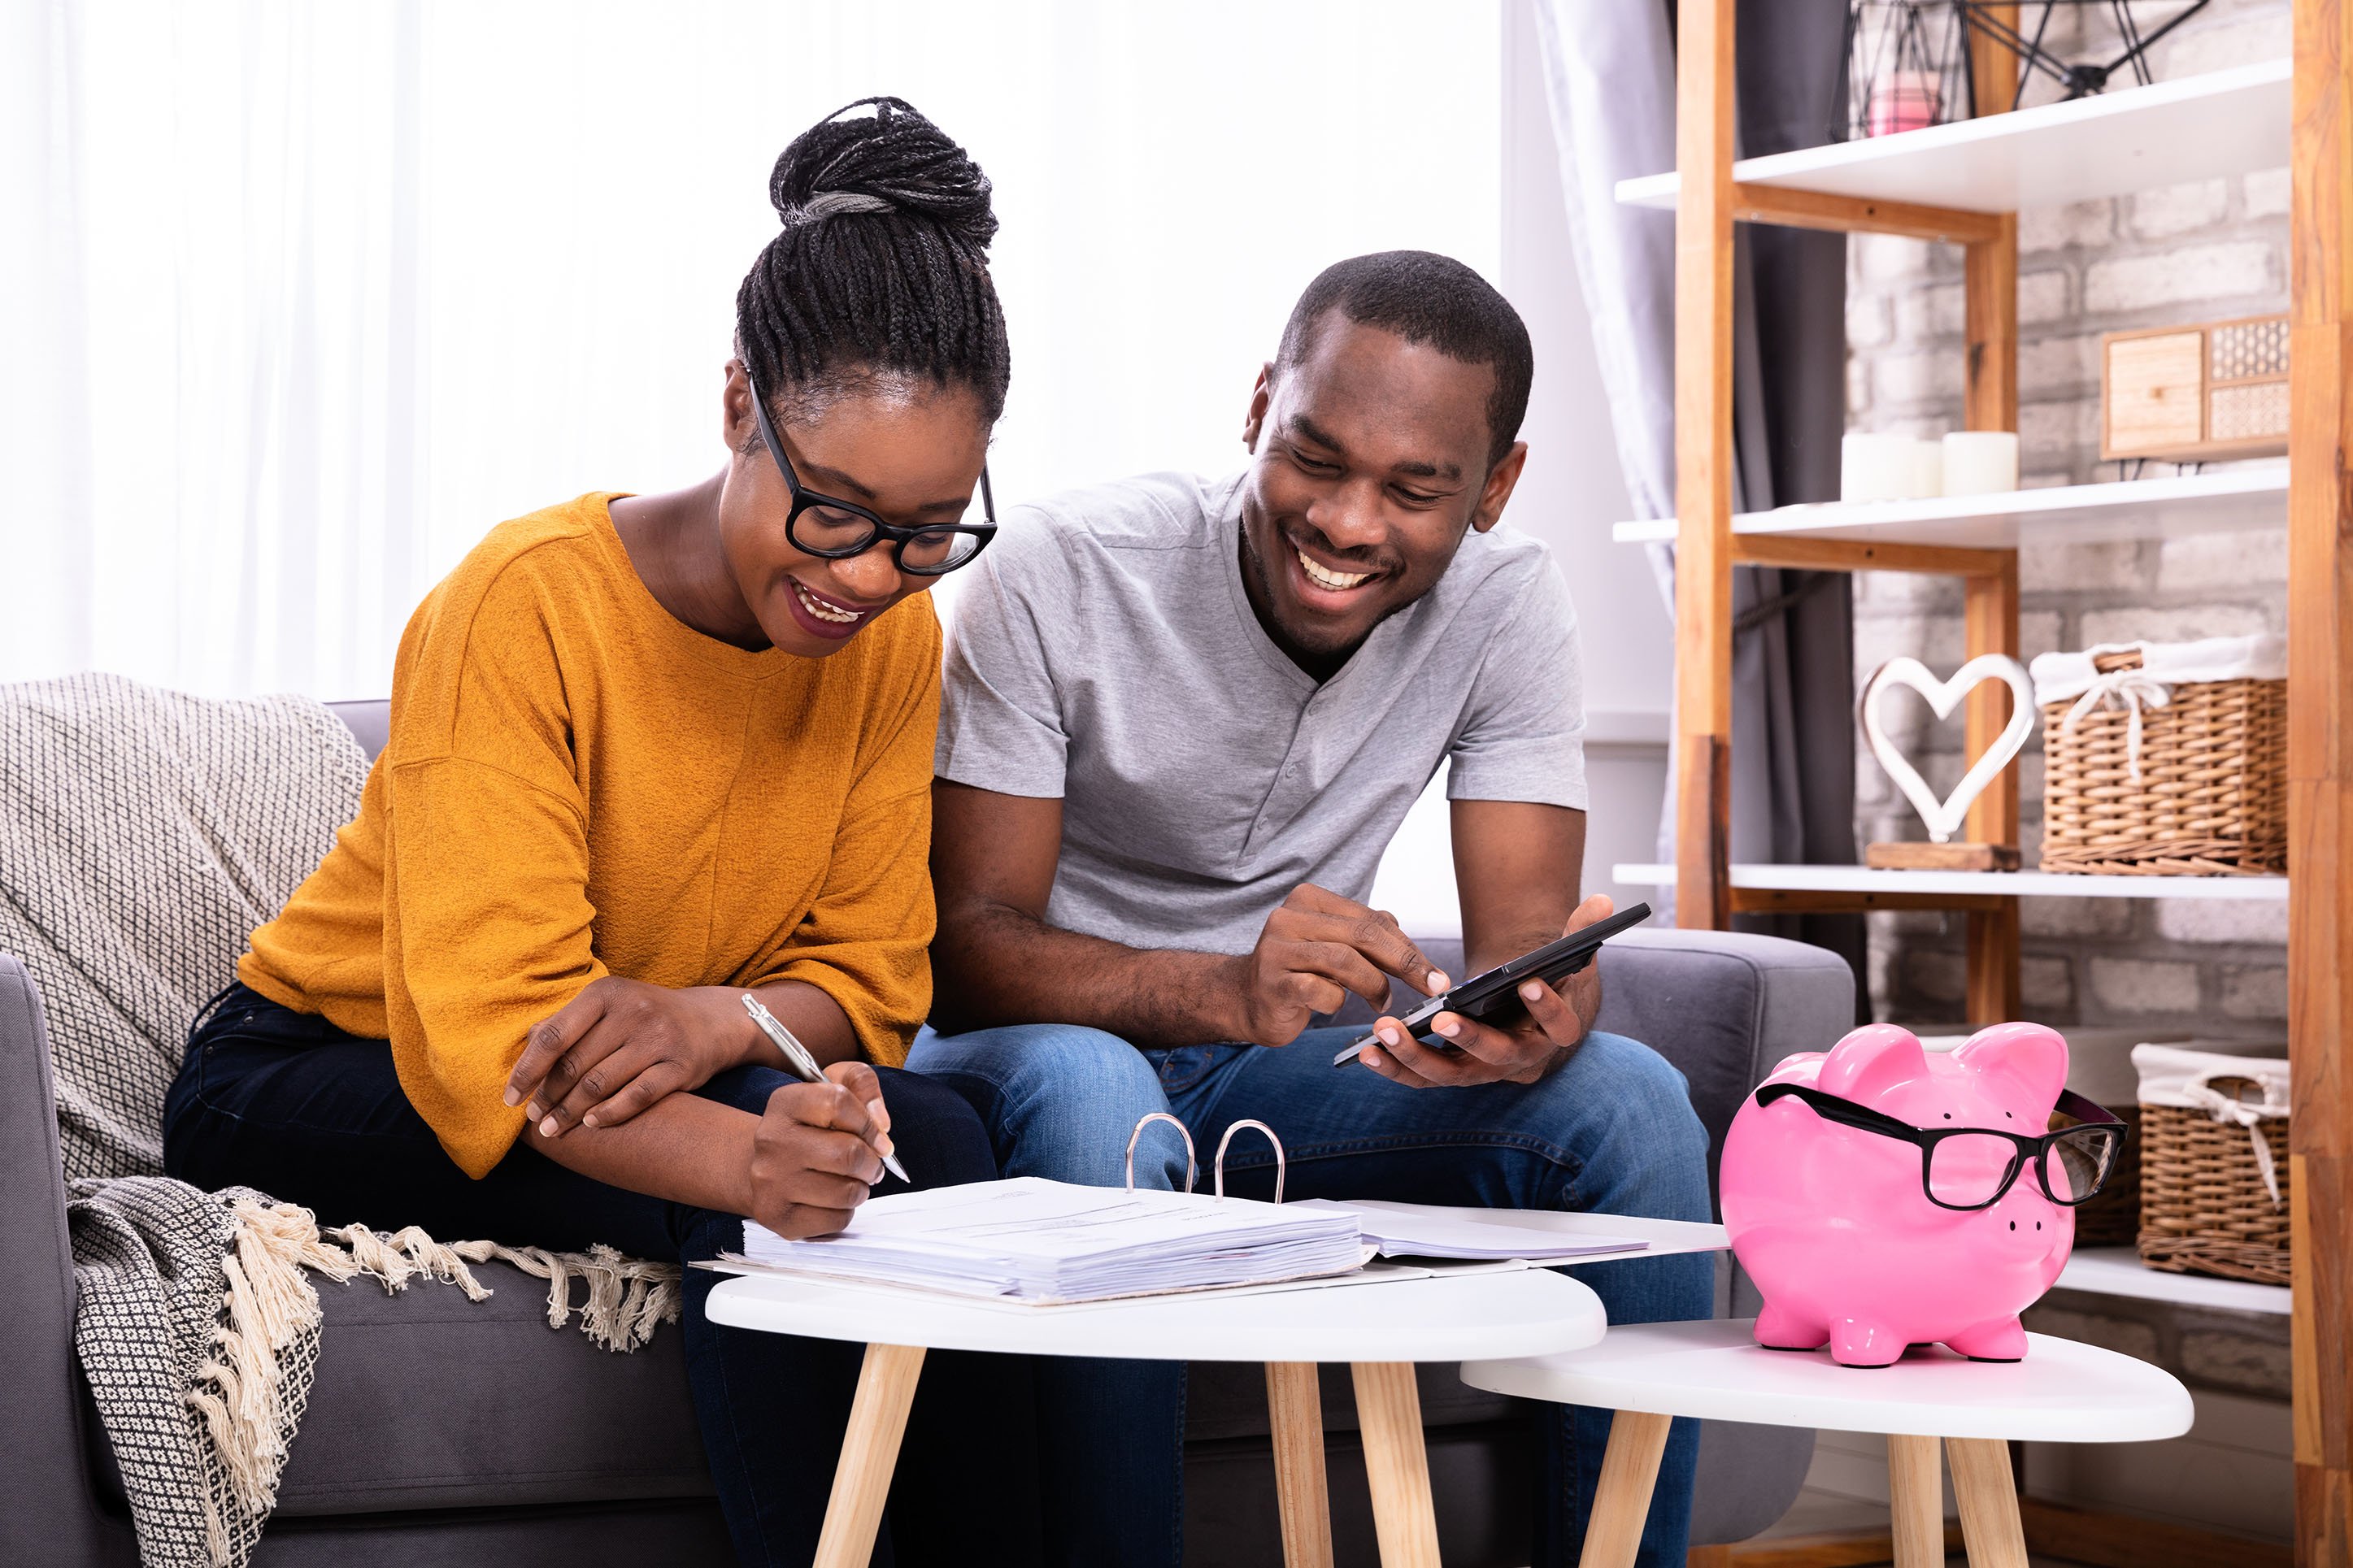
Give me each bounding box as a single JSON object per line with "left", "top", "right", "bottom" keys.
{"left": 1720, "top": 1021, "right": 2074, "bottom": 1366}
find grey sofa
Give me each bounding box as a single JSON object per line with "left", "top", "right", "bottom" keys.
{"left": 7, "top": 699, "right": 1853, "bottom": 1566}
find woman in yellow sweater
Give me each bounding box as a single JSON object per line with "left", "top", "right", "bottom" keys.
{"left": 161, "top": 99, "right": 1038, "bottom": 1564}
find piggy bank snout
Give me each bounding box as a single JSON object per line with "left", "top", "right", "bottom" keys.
{"left": 1977, "top": 1182, "right": 2068, "bottom": 1258}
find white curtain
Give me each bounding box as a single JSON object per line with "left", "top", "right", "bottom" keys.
{"left": 1529, "top": 0, "right": 1677, "bottom": 529}
{"left": 3, "top": 1, "right": 1501, "bottom": 699}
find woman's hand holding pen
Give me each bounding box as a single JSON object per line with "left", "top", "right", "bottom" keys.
{"left": 750, "top": 1062, "right": 898, "bottom": 1239}
{"left": 505, "top": 976, "right": 897, "bottom": 1236}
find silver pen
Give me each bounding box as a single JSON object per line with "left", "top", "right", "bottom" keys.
{"left": 739, "top": 992, "right": 910, "bottom": 1184}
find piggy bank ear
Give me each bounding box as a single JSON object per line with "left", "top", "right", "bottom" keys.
{"left": 1816, "top": 1024, "right": 1931, "bottom": 1102}
{"left": 1952, "top": 1022, "right": 2068, "bottom": 1113}
{"left": 1764, "top": 1050, "right": 1826, "bottom": 1081}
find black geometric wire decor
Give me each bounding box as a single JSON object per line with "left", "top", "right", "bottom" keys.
{"left": 1839, "top": 1, "right": 2210, "bottom": 141}
{"left": 1841, "top": 2, "right": 1972, "bottom": 140}
{"left": 1963, "top": 1, "right": 2210, "bottom": 103}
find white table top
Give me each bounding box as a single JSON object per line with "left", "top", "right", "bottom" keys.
{"left": 1460, "top": 1318, "right": 2193, "bottom": 1444}
{"left": 707, "top": 1265, "right": 1606, "bottom": 1364}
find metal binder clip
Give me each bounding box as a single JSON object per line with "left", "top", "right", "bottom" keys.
{"left": 1125, "top": 1111, "right": 1197, "bottom": 1193}
{"left": 1213, "top": 1119, "right": 1286, "bottom": 1205}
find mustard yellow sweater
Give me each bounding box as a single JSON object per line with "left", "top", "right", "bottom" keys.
{"left": 241, "top": 493, "right": 941, "bottom": 1178}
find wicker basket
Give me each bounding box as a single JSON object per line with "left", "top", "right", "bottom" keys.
{"left": 2137, "top": 1076, "right": 2290, "bottom": 1286}
{"left": 2070, "top": 1104, "right": 2142, "bottom": 1249}
{"left": 2039, "top": 649, "right": 2286, "bottom": 875}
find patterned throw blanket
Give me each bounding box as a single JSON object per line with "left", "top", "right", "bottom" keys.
{"left": 0, "top": 675, "right": 679, "bottom": 1567}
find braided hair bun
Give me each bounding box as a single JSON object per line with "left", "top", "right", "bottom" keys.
{"left": 738, "top": 97, "right": 1010, "bottom": 421}
{"left": 769, "top": 96, "right": 998, "bottom": 249}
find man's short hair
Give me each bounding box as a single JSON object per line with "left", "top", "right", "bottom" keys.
{"left": 1273, "top": 250, "right": 1533, "bottom": 469}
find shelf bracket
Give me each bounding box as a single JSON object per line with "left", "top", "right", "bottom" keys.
{"left": 1731, "top": 536, "right": 2014, "bottom": 577}
{"left": 1729, "top": 888, "right": 2011, "bottom": 916}
{"left": 1731, "top": 183, "right": 2005, "bottom": 245}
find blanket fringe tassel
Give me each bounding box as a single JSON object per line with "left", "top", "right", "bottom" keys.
{"left": 187, "top": 1197, "right": 681, "bottom": 1565}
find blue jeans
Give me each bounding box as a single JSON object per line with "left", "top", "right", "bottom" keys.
{"left": 909, "top": 1022, "right": 1714, "bottom": 1568}
{"left": 163, "top": 984, "right": 1044, "bottom": 1568}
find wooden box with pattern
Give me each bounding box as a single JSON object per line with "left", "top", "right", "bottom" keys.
{"left": 2099, "top": 314, "right": 2289, "bottom": 464}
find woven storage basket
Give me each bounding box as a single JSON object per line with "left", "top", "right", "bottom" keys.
{"left": 2070, "top": 1104, "right": 2142, "bottom": 1249}
{"left": 2136, "top": 1051, "right": 2290, "bottom": 1286}
{"left": 2039, "top": 649, "right": 2286, "bottom": 875}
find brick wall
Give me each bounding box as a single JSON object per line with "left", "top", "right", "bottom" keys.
{"left": 1846, "top": 0, "right": 2291, "bottom": 1037}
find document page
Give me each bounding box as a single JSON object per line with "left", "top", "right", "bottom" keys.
{"left": 1292, "top": 1200, "right": 1652, "bottom": 1262}
{"left": 738, "top": 1176, "right": 1366, "bottom": 1302}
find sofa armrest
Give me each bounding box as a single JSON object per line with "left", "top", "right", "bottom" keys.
{"left": 1590, "top": 930, "right": 1847, "bottom": 1544}
{"left": 1357, "top": 927, "right": 1851, "bottom": 1201}
{"left": 1593, "top": 927, "right": 1855, "bottom": 1201}
{"left": 0, "top": 955, "right": 135, "bottom": 1565}
{"left": 1358, "top": 928, "right": 1842, "bottom": 1547}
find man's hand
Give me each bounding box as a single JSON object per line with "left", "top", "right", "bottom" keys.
{"left": 506, "top": 977, "right": 749, "bottom": 1137}
{"left": 750, "top": 1062, "right": 896, "bottom": 1238}
{"left": 1221, "top": 884, "right": 1451, "bottom": 1048}
{"left": 1356, "top": 893, "right": 1614, "bottom": 1088}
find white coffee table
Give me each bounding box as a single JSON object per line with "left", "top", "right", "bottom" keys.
{"left": 1462, "top": 1318, "right": 2195, "bottom": 1568}
{"left": 707, "top": 1266, "right": 1607, "bottom": 1568}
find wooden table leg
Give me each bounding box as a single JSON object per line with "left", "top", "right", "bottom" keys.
{"left": 1885, "top": 1434, "right": 1946, "bottom": 1568}
{"left": 1350, "top": 1362, "right": 1442, "bottom": 1567}
{"left": 1264, "top": 1362, "right": 1335, "bottom": 1568}
{"left": 1946, "top": 1435, "right": 2029, "bottom": 1568}
{"left": 814, "top": 1343, "right": 927, "bottom": 1568}
{"left": 1578, "top": 1409, "right": 1673, "bottom": 1568}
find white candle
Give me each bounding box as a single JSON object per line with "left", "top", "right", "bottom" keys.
{"left": 1908, "top": 438, "right": 1944, "bottom": 499}
{"left": 1842, "top": 432, "right": 1916, "bottom": 502}
{"left": 1941, "top": 431, "right": 2020, "bottom": 495}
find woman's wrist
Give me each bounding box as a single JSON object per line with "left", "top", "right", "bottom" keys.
{"left": 728, "top": 979, "right": 862, "bottom": 1070}
{"left": 688, "top": 985, "right": 772, "bottom": 1071}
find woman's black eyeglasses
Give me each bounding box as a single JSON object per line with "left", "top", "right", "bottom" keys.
{"left": 1752, "top": 1081, "right": 2127, "bottom": 1213}
{"left": 743, "top": 367, "right": 997, "bottom": 576}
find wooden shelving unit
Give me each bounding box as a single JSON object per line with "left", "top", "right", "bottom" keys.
{"left": 1623, "top": 57, "right": 2288, "bottom": 216}
{"left": 1651, "top": 6, "right": 2347, "bottom": 1556}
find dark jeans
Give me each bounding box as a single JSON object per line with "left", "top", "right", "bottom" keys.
{"left": 163, "top": 984, "right": 1043, "bottom": 1568}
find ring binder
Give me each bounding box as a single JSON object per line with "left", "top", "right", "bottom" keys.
{"left": 1125, "top": 1111, "right": 1198, "bottom": 1193}
{"left": 1214, "top": 1119, "right": 1287, "bottom": 1205}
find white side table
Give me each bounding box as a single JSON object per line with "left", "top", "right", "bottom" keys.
{"left": 1461, "top": 1318, "right": 2194, "bottom": 1568}
{"left": 707, "top": 1266, "right": 1604, "bottom": 1568}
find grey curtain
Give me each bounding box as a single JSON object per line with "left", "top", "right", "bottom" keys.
{"left": 1533, "top": 0, "right": 1867, "bottom": 1009}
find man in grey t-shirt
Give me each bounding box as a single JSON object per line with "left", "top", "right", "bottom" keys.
{"left": 911, "top": 252, "right": 1709, "bottom": 1568}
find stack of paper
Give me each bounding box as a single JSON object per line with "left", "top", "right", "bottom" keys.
{"left": 737, "top": 1176, "right": 1366, "bottom": 1304}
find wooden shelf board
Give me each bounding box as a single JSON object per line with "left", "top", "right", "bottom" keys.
{"left": 1611, "top": 467, "right": 2287, "bottom": 550}
{"left": 2054, "top": 1247, "right": 2289, "bottom": 1316}
{"left": 1612, "top": 863, "right": 2290, "bottom": 901}
{"left": 1617, "top": 59, "right": 2288, "bottom": 216}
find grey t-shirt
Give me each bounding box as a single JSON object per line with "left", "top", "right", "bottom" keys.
{"left": 935, "top": 471, "right": 1586, "bottom": 957}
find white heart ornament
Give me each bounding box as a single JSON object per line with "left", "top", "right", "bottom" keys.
{"left": 1859, "top": 654, "right": 2037, "bottom": 844}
